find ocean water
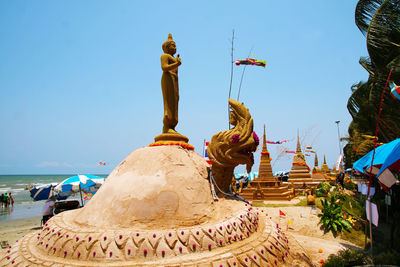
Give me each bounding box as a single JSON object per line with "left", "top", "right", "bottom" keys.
{"left": 0, "top": 174, "right": 107, "bottom": 222}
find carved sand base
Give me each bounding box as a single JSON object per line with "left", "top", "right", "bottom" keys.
{"left": 154, "top": 132, "right": 189, "bottom": 143}
{"left": 0, "top": 205, "right": 311, "bottom": 266}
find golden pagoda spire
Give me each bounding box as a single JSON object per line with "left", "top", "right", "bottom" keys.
{"left": 262, "top": 124, "right": 267, "bottom": 152}
{"left": 256, "top": 123, "right": 277, "bottom": 186}
{"left": 314, "top": 153, "right": 319, "bottom": 167}
{"left": 292, "top": 130, "right": 306, "bottom": 164}
{"left": 296, "top": 130, "right": 302, "bottom": 153}
{"left": 320, "top": 154, "right": 330, "bottom": 173}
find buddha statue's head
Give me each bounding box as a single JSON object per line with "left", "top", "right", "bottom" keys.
{"left": 162, "top": 33, "right": 176, "bottom": 55}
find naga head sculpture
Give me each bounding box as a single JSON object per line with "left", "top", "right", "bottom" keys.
{"left": 207, "top": 99, "right": 259, "bottom": 195}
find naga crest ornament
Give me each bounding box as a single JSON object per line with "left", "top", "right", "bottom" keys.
{"left": 207, "top": 99, "right": 259, "bottom": 195}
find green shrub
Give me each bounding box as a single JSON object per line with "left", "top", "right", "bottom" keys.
{"left": 373, "top": 250, "right": 400, "bottom": 265}
{"left": 341, "top": 194, "right": 364, "bottom": 218}
{"left": 325, "top": 248, "right": 400, "bottom": 266}
{"left": 316, "top": 182, "right": 332, "bottom": 197}
{"left": 328, "top": 188, "right": 347, "bottom": 202}
{"left": 324, "top": 248, "right": 371, "bottom": 267}
{"left": 343, "top": 179, "right": 357, "bottom": 191}
{"left": 318, "top": 195, "right": 352, "bottom": 234}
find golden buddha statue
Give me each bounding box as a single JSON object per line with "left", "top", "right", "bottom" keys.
{"left": 161, "top": 33, "right": 181, "bottom": 133}
{"left": 154, "top": 33, "right": 188, "bottom": 143}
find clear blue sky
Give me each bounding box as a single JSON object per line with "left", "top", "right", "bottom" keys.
{"left": 0, "top": 1, "right": 369, "bottom": 174}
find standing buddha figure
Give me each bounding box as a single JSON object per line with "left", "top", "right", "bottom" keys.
{"left": 161, "top": 33, "right": 182, "bottom": 134}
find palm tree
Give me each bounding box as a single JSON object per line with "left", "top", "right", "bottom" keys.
{"left": 344, "top": 0, "right": 400, "bottom": 167}
{"left": 355, "top": 0, "right": 400, "bottom": 78}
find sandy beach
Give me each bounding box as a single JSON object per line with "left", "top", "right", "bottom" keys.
{"left": 260, "top": 205, "right": 360, "bottom": 266}
{"left": 0, "top": 216, "right": 42, "bottom": 247}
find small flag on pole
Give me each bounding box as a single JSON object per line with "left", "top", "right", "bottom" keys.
{"left": 279, "top": 210, "right": 286, "bottom": 216}
{"left": 286, "top": 219, "right": 292, "bottom": 230}
{"left": 204, "top": 141, "right": 212, "bottom": 165}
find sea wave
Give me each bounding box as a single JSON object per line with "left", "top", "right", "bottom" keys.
{"left": 0, "top": 187, "right": 12, "bottom": 193}
{"left": 12, "top": 188, "right": 25, "bottom": 192}
{"left": 19, "top": 201, "right": 40, "bottom": 205}
{"left": 0, "top": 187, "right": 26, "bottom": 194}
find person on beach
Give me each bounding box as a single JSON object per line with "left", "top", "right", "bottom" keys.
{"left": 3, "top": 193, "right": 8, "bottom": 207}
{"left": 9, "top": 192, "right": 14, "bottom": 207}
{"left": 42, "top": 195, "right": 56, "bottom": 224}
{"left": 0, "top": 194, "right": 4, "bottom": 208}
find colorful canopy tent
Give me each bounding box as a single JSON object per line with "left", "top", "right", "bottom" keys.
{"left": 353, "top": 139, "right": 400, "bottom": 188}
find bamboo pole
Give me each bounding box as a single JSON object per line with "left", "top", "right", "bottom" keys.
{"left": 228, "top": 30, "right": 234, "bottom": 130}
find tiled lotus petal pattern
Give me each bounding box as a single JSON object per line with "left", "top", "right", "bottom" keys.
{"left": 0, "top": 206, "right": 306, "bottom": 266}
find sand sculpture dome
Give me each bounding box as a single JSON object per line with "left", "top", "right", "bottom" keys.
{"left": 72, "top": 146, "right": 215, "bottom": 229}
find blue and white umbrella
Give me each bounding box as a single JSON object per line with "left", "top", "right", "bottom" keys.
{"left": 29, "top": 183, "right": 57, "bottom": 201}
{"left": 29, "top": 183, "right": 68, "bottom": 201}
{"left": 54, "top": 175, "right": 105, "bottom": 200}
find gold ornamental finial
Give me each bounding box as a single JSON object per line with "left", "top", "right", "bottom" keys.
{"left": 167, "top": 33, "right": 173, "bottom": 41}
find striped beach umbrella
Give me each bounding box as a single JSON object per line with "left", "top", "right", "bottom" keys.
{"left": 29, "top": 183, "right": 58, "bottom": 201}
{"left": 54, "top": 175, "right": 105, "bottom": 205}
{"left": 55, "top": 175, "right": 104, "bottom": 192}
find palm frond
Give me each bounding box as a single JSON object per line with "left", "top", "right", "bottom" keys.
{"left": 359, "top": 57, "right": 376, "bottom": 76}
{"left": 366, "top": 0, "right": 400, "bottom": 71}
{"left": 347, "top": 80, "right": 373, "bottom": 119}
{"left": 355, "top": 0, "right": 385, "bottom": 36}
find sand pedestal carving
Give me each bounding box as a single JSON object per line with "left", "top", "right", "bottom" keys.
{"left": 1, "top": 146, "right": 312, "bottom": 266}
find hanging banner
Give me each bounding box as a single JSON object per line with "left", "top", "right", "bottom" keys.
{"left": 360, "top": 184, "right": 375, "bottom": 196}
{"left": 378, "top": 168, "right": 397, "bottom": 188}
{"left": 366, "top": 200, "right": 379, "bottom": 227}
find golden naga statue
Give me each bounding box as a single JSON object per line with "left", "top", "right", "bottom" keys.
{"left": 154, "top": 33, "right": 188, "bottom": 143}
{"left": 207, "top": 99, "right": 259, "bottom": 195}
